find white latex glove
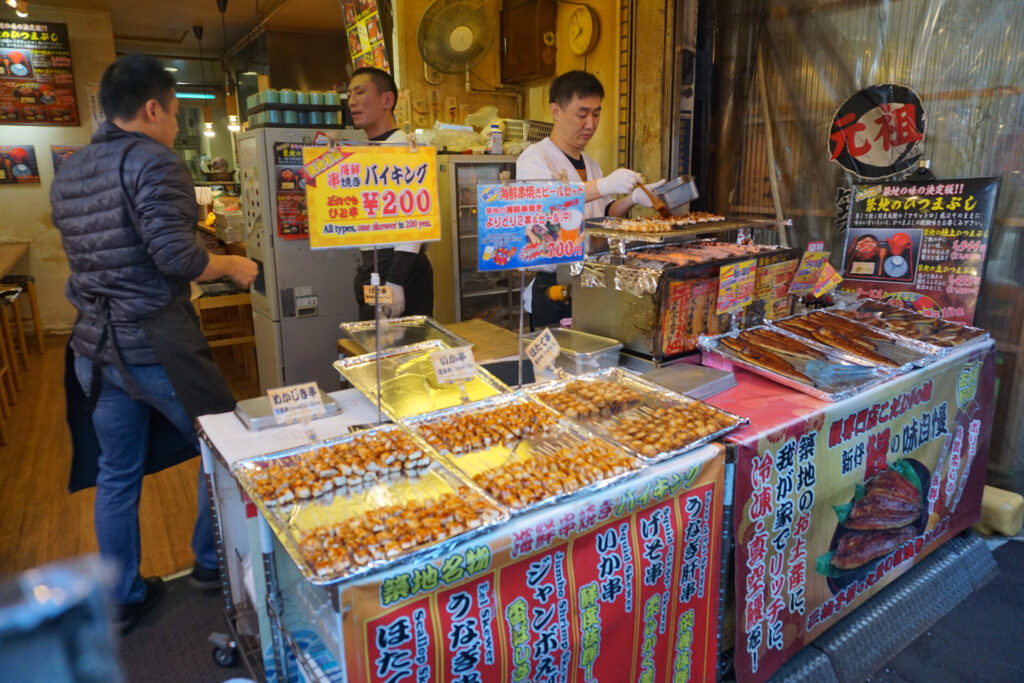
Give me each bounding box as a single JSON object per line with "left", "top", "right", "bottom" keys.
{"left": 381, "top": 282, "right": 406, "bottom": 318}
{"left": 631, "top": 178, "right": 667, "bottom": 207}
{"left": 596, "top": 168, "right": 643, "bottom": 198}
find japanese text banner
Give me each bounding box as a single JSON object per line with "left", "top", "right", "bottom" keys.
{"left": 729, "top": 343, "right": 995, "bottom": 683}
{"left": 304, "top": 145, "right": 441, "bottom": 248}
{"left": 339, "top": 445, "right": 726, "bottom": 683}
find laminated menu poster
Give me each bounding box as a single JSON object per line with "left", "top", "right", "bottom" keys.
{"left": 342, "top": 0, "right": 390, "bottom": 71}
{"left": 730, "top": 344, "right": 995, "bottom": 683}
{"left": 0, "top": 21, "right": 79, "bottom": 125}
{"left": 338, "top": 447, "right": 725, "bottom": 683}
{"left": 840, "top": 177, "right": 1000, "bottom": 325}
{"left": 274, "top": 142, "right": 309, "bottom": 239}
{"left": 477, "top": 181, "right": 585, "bottom": 271}
{"left": 0, "top": 144, "right": 39, "bottom": 184}
{"left": 303, "top": 144, "right": 440, "bottom": 248}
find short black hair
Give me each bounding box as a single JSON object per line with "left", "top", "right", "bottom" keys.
{"left": 99, "top": 54, "right": 176, "bottom": 121}
{"left": 549, "top": 71, "right": 604, "bottom": 107}
{"left": 351, "top": 67, "right": 398, "bottom": 113}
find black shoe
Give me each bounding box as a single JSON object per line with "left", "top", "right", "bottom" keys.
{"left": 116, "top": 577, "right": 164, "bottom": 634}
{"left": 188, "top": 563, "right": 220, "bottom": 591}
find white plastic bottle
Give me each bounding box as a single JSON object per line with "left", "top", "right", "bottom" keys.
{"left": 488, "top": 124, "right": 503, "bottom": 155}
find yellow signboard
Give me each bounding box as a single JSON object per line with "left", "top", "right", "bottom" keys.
{"left": 303, "top": 145, "right": 441, "bottom": 248}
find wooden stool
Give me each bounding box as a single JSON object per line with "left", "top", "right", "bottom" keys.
{"left": 193, "top": 289, "right": 258, "bottom": 384}
{"left": 1, "top": 274, "right": 43, "bottom": 354}
{"left": 0, "top": 288, "right": 22, "bottom": 393}
{"left": 0, "top": 308, "right": 13, "bottom": 421}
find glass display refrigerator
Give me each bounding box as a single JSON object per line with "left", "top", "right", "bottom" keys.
{"left": 431, "top": 154, "right": 521, "bottom": 329}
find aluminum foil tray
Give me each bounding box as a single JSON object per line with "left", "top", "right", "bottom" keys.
{"left": 401, "top": 391, "right": 642, "bottom": 516}
{"left": 769, "top": 309, "right": 943, "bottom": 371}
{"left": 524, "top": 367, "right": 748, "bottom": 461}
{"left": 698, "top": 326, "right": 897, "bottom": 402}
{"left": 827, "top": 299, "right": 989, "bottom": 352}
{"left": 334, "top": 340, "right": 509, "bottom": 420}
{"left": 231, "top": 423, "right": 508, "bottom": 586}
{"left": 340, "top": 315, "right": 471, "bottom": 354}
{"left": 584, "top": 217, "right": 777, "bottom": 244}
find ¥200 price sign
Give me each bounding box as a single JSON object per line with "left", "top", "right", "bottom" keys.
{"left": 267, "top": 381, "right": 324, "bottom": 424}
{"left": 303, "top": 145, "right": 441, "bottom": 249}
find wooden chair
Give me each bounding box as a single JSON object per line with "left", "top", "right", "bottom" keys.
{"left": 0, "top": 288, "right": 23, "bottom": 393}
{"left": 192, "top": 288, "right": 258, "bottom": 384}
{"left": 1, "top": 274, "right": 43, "bottom": 354}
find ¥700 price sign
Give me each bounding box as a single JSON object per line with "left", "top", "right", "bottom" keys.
{"left": 303, "top": 145, "right": 441, "bottom": 248}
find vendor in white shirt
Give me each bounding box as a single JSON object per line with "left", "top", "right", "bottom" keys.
{"left": 348, "top": 67, "right": 434, "bottom": 320}
{"left": 517, "top": 70, "right": 663, "bottom": 328}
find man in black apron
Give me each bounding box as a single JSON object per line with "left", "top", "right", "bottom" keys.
{"left": 50, "top": 55, "right": 258, "bottom": 632}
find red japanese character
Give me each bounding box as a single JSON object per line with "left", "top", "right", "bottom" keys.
{"left": 830, "top": 112, "right": 870, "bottom": 160}
{"left": 873, "top": 103, "right": 922, "bottom": 152}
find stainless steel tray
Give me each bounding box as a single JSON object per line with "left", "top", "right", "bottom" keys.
{"left": 400, "top": 391, "right": 642, "bottom": 516}
{"left": 769, "top": 309, "right": 943, "bottom": 371}
{"left": 334, "top": 340, "right": 509, "bottom": 420}
{"left": 231, "top": 423, "right": 508, "bottom": 586}
{"left": 584, "top": 217, "right": 777, "bottom": 244}
{"left": 698, "top": 327, "right": 896, "bottom": 402}
{"left": 339, "top": 315, "right": 472, "bottom": 354}
{"left": 524, "top": 367, "right": 748, "bottom": 461}
{"left": 827, "top": 299, "right": 990, "bottom": 352}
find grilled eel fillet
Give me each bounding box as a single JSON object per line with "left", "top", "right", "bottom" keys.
{"left": 831, "top": 527, "right": 916, "bottom": 570}
{"left": 776, "top": 319, "right": 900, "bottom": 368}
{"left": 718, "top": 336, "right": 812, "bottom": 384}
{"left": 737, "top": 328, "right": 828, "bottom": 361}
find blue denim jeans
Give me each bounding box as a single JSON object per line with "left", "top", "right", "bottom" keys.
{"left": 74, "top": 354, "right": 216, "bottom": 604}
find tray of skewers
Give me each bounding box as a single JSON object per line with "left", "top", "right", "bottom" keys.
{"left": 698, "top": 325, "right": 899, "bottom": 401}
{"left": 524, "top": 367, "right": 747, "bottom": 461}
{"left": 769, "top": 309, "right": 944, "bottom": 371}
{"left": 401, "top": 392, "right": 641, "bottom": 514}
{"left": 231, "top": 423, "right": 507, "bottom": 585}
{"left": 827, "top": 299, "right": 989, "bottom": 352}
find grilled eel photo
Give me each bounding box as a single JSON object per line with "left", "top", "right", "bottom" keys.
{"left": 831, "top": 527, "right": 916, "bottom": 570}
{"left": 843, "top": 468, "right": 922, "bottom": 531}
{"left": 718, "top": 336, "right": 812, "bottom": 384}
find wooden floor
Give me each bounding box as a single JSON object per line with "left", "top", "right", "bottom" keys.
{"left": 0, "top": 334, "right": 260, "bottom": 577}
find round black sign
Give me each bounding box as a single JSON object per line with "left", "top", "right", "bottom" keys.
{"left": 828, "top": 83, "right": 926, "bottom": 179}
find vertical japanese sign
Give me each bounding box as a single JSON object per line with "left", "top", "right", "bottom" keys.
{"left": 0, "top": 144, "right": 39, "bottom": 183}
{"left": 0, "top": 21, "right": 78, "bottom": 126}
{"left": 840, "top": 177, "right": 1000, "bottom": 325}
{"left": 339, "top": 446, "right": 725, "bottom": 683}
{"left": 274, "top": 142, "right": 310, "bottom": 240}
{"left": 477, "top": 181, "right": 585, "bottom": 271}
{"left": 303, "top": 145, "right": 440, "bottom": 248}
{"left": 341, "top": 0, "right": 390, "bottom": 71}
{"left": 729, "top": 344, "right": 995, "bottom": 683}
{"left": 828, "top": 83, "right": 924, "bottom": 179}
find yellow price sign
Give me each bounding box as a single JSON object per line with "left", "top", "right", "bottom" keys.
{"left": 303, "top": 145, "right": 441, "bottom": 248}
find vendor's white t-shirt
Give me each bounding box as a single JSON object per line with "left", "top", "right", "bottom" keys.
{"left": 516, "top": 137, "right": 609, "bottom": 312}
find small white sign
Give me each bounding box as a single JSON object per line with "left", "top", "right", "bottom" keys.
{"left": 526, "top": 328, "right": 561, "bottom": 371}
{"left": 363, "top": 284, "right": 393, "bottom": 305}
{"left": 431, "top": 345, "right": 477, "bottom": 384}
{"left": 267, "top": 381, "right": 324, "bottom": 424}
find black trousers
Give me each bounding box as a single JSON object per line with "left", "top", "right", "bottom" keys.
{"left": 354, "top": 248, "right": 434, "bottom": 321}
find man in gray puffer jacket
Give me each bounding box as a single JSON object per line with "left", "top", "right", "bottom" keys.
{"left": 51, "top": 54, "right": 257, "bottom": 631}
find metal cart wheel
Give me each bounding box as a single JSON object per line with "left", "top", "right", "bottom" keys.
{"left": 212, "top": 644, "right": 240, "bottom": 668}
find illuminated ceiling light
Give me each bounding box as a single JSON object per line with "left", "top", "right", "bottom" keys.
{"left": 5, "top": 0, "right": 17, "bottom": 8}
{"left": 177, "top": 92, "right": 215, "bottom": 99}
{"left": 241, "top": 71, "right": 258, "bottom": 76}
{"left": 203, "top": 105, "right": 216, "bottom": 137}
{"left": 15, "top": 0, "right": 28, "bottom": 17}
{"left": 227, "top": 114, "right": 241, "bottom": 132}
{"left": 164, "top": 66, "right": 178, "bottom": 72}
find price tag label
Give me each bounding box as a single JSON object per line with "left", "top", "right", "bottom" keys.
{"left": 812, "top": 261, "right": 844, "bottom": 297}
{"left": 430, "top": 345, "right": 477, "bottom": 384}
{"left": 526, "top": 327, "right": 561, "bottom": 370}
{"left": 267, "top": 381, "right": 324, "bottom": 424}
{"left": 717, "top": 258, "right": 757, "bottom": 314}
{"left": 788, "top": 250, "right": 831, "bottom": 296}
{"left": 362, "top": 284, "right": 393, "bottom": 305}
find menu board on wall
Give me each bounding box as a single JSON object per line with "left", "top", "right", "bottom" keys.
{"left": 0, "top": 144, "right": 39, "bottom": 183}
{"left": 840, "top": 177, "right": 1000, "bottom": 325}
{"left": 341, "top": 0, "right": 391, "bottom": 71}
{"left": 0, "top": 21, "right": 79, "bottom": 126}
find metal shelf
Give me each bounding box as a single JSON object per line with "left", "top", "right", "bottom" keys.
{"left": 462, "top": 287, "right": 523, "bottom": 298}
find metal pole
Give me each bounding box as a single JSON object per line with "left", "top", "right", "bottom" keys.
{"left": 518, "top": 270, "right": 526, "bottom": 387}
{"left": 373, "top": 246, "right": 382, "bottom": 424}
